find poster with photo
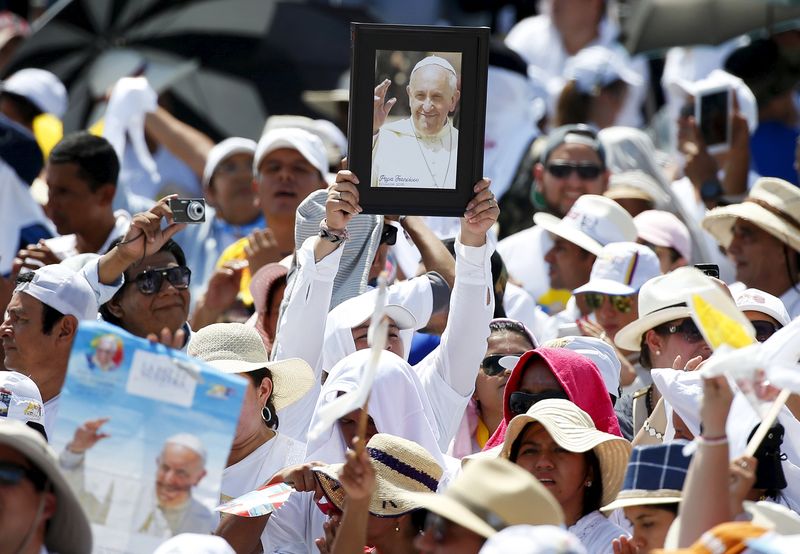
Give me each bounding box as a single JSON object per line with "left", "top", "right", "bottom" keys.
{"left": 51, "top": 321, "right": 246, "bottom": 553}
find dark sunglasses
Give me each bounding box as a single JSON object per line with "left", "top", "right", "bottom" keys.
{"left": 585, "top": 292, "right": 633, "bottom": 313}
{"left": 546, "top": 161, "right": 603, "bottom": 180}
{"left": 380, "top": 224, "right": 398, "bottom": 246}
{"left": 509, "top": 390, "right": 570, "bottom": 416}
{"left": 0, "top": 462, "right": 46, "bottom": 490}
{"left": 752, "top": 320, "right": 781, "bottom": 343}
{"left": 655, "top": 318, "right": 704, "bottom": 343}
{"left": 133, "top": 266, "right": 191, "bottom": 295}
{"left": 480, "top": 353, "right": 526, "bottom": 377}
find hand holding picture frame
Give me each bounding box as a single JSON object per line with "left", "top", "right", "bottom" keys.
{"left": 348, "top": 23, "right": 490, "bottom": 216}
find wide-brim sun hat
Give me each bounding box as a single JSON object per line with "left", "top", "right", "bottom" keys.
{"left": 313, "top": 433, "right": 442, "bottom": 517}
{"left": 0, "top": 420, "right": 92, "bottom": 553}
{"left": 500, "top": 398, "right": 631, "bottom": 507}
{"left": 702, "top": 177, "right": 800, "bottom": 253}
{"left": 534, "top": 195, "right": 637, "bottom": 256}
{"left": 187, "top": 323, "right": 314, "bottom": 411}
{"left": 401, "top": 457, "right": 564, "bottom": 539}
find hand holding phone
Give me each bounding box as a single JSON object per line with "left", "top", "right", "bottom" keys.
{"left": 695, "top": 86, "right": 732, "bottom": 154}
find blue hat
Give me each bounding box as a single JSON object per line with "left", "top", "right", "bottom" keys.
{"left": 600, "top": 441, "right": 692, "bottom": 512}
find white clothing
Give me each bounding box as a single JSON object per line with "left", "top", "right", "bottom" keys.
{"left": 569, "top": 510, "right": 627, "bottom": 554}
{"left": 497, "top": 224, "right": 555, "bottom": 308}
{"left": 220, "top": 433, "right": 305, "bottom": 552}
{"left": 503, "top": 282, "right": 551, "bottom": 344}
{"left": 780, "top": 287, "right": 800, "bottom": 320}
{"left": 371, "top": 118, "right": 458, "bottom": 190}
{"left": 263, "top": 491, "right": 324, "bottom": 554}
{"left": 44, "top": 209, "right": 131, "bottom": 260}
{"left": 43, "top": 395, "right": 59, "bottom": 437}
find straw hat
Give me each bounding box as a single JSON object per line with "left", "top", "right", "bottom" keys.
{"left": 601, "top": 442, "right": 691, "bottom": 512}
{"left": 613, "top": 266, "right": 706, "bottom": 351}
{"left": 702, "top": 177, "right": 800, "bottom": 253}
{"left": 401, "top": 457, "right": 564, "bottom": 539}
{"left": 312, "top": 433, "right": 442, "bottom": 517}
{"left": 533, "top": 195, "right": 637, "bottom": 256}
{"left": 187, "top": 323, "right": 314, "bottom": 411}
{"left": 500, "top": 399, "right": 631, "bottom": 507}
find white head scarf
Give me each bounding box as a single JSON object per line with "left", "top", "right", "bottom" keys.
{"left": 304, "top": 350, "right": 444, "bottom": 467}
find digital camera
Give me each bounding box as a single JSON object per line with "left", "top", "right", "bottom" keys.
{"left": 169, "top": 198, "right": 206, "bottom": 223}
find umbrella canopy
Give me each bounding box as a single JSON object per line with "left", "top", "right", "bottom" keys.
{"left": 624, "top": 0, "right": 800, "bottom": 55}
{"left": 5, "top": 0, "right": 373, "bottom": 139}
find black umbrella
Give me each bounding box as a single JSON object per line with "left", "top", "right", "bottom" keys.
{"left": 5, "top": 0, "right": 375, "bottom": 139}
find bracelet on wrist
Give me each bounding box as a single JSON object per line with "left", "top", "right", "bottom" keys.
{"left": 698, "top": 435, "right": 728, "bottom": 446}
{"left": 643, "top": 419, "right": 664, "bottom": 441}
{"left": 319, "top": 218, "right": 350, "bottom": 244}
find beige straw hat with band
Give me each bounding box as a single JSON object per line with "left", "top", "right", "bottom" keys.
{"left": 187, "top": 323, "right": 315, "bottom": 411}
{"left": 702, "top": 177, "right": 800, "bottom": 252}
{"left": 312, "top": 433, "right": 442, "bottom": 517}
{"left": 500, "top": 399, "right": 631, "bottom": 507}
{"left": 400, "top": 457, "right": 564, "bottom": 539}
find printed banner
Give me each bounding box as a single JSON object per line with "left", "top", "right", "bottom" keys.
{"left": 216, "top": 482, "right": 294, "bottom": 517}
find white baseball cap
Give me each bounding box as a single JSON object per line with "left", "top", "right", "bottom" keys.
{"left": 2, "top": 68, "right": 67, "bottom": 118}
{"left": 735, "top": 288, "right": 791, "bottom": 327}
{"left": 14, "top": 264, "right": 98, "bottom": 321}
{"left": 542, "top": 336, "right": 621, "bottom": 399}
{"left": 634, "top": 209, "right": 692, "bottom": 262}
{"left": 564, "top": 45, "right": 642, "bottom": 95}
{"left": 254, "top": 127, "right": 328, "bottom": 179}
{"left": 202, "top": 137, "right": 257, "bottom": 186}
{"left": 573, "top": 242, "right": 661, "bottom": 296}
{"left": 0, "top": 371, "right": 45, "bottom": 430}
{"left": 534, "top": 195, "right": 638, "bottom": 256}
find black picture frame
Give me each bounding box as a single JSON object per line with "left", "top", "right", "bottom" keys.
{"left": 347, "top": 23, "right": 490, "bottom": 217}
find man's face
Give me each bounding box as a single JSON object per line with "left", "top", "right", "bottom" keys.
{"left": 155, "top": 443, "right": 206, "bottom": 508}
{"left": 535, "top": 143, "right": 608, "bottom": 216}
{"left": 107, "top": 251, "right": 190, "bottom": 339}
{"left": 45, "top": 162, "right": 111, "bottom": 235}
{"left": 351, "top": 318, "right": 403, "bottom": 357}
{"left": 0, "top": 445, "right": 56, "bottom": 553}
{"left": 543, "top": 236, "right": 596, "bottom": 290}
{"left": 590, "top": 293, "right": 639, "bottom": 342}
{"left": 727, "top": 219, "right": 790, "bottom": 289}
{"left": 207, "top": 152, "right": 260, "bottom": 224}
{"left": 256, "top": 148, "right": 324, "bottom": 217}
{"left": 407, "top": 65, "right": 460, "bottom": 137}
{"left": 1, "top": 292, "right": 62, "bottom": 376}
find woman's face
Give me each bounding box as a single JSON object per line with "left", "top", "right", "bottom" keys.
{"left": 338, "top": 408, "right": 378, "bottom": 448}
{"left": 473, "top": 331, "right": 533, "bottom": 419}
{"left": 233, "top": 375, "right": 272, "bottom": 445}
{"left": 647, "top": 319, "right": 711, "bottom": 368}
{"left": 513, "top": 423, "right": 590, "bottom": 521}
{"left": 624, "top": 505, "right": 677, "bottom": 553}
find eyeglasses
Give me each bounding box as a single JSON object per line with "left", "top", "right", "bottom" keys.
{"left": 584, "top": 292, "right": 633, "bottom": 313}
{"left": 655, "top": 318, "right": 704, "bottom": 343}
{"left": 509, "top": 390, "right": 570, "bottom": 415}
{"left": 480, "top": 353, "right": 526, "bottom": 377}
{"left": 546, "top": 161, "right": 603, "bottom": 180}
{"left": 132, "top": 266, "right": 191, "bottom": 295}
{"left": 0, "top": 462, "right": 45, "bottom": 490}
{"left": 752, "top": 320, "right": 781, "bottom": 343}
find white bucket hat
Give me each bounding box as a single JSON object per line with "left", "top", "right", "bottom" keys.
{"left": 564, "top": 45, "right": 643, "bottom": 95}
{"left": 613, "top": 266, "right": 710, "bottom": 352}
{"left": 534, "top": 195, "right": 637, "bottom": 256}
{"left": 573, "top": 241, "right": 661, "bottom": 296}
{"left": 500, "top": 399, "right": 631, "bottom": 507}
{"left": 254, "top": 127, "right": 328, "bottom": 179}
{"left": 702, "top": 177, "right": 800, "bottom": 253}
{"left": 187, "top": 323, "right": 314, "bottom": 411}
{"left": 401, "top": 457, "right": 564, "bottom": 538}
{"left": 202, "top": 137, "right": 257, "bottom": 187}
{"left": 735, "top": 288, "right": 791, "bottom": 327}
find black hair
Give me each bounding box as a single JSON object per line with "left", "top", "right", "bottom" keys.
{"left": 244, "top": 367, "right": 280, "bottom": 430}
{"left": 648, "top": 502, "right": 679, "bottom": 516}
{"left": 489, "top": 319, "right": 536, "bottom": 349}
{"left": 48, "top": 132, "right": 120, "bottom": 192}
{"left": 639, "top": 334, "right": 653, "bottom": 369}
{"left": 509, "top": 423, "right": 604, "bottom": 516}
{"left": 0, "top": 91, "right": 42, "bottom": 126}
{"left": 14, "top": 272, "right": 65, "bottom": 334}
{"left": 555, "top": 79, "right": 627, "bottom": 129}
{"left": 264, "top": 274, "right": 288, "bottom": 316}
{"left": 99, "top": 238, "right": 188, "bottom": 326}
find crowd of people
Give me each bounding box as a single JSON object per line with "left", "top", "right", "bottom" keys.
{"left": 4, "top": 1, "right": 800, "bottom": 553}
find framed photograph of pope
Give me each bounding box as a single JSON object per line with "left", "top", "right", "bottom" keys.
{"left": 348, "top": 23, "right": 489, "bottom": 216}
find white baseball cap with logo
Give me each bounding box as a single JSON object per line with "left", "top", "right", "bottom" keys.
{"left": 573, "top": 242, "right": 661, "bottom": 296}
{"left": 534, "top": 195, "right": 638, "bottom": 256}
{"left": 735, "top": 288, "right": 791, "bottom": 327}
{"left": 14, "top": 264, "right": 99, "bottom": 321}
{"left": 0, "top": 371, "right": 46, "bottom": 432}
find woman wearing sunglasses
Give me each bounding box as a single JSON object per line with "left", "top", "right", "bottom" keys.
{"left": 500, "top": 399, "right": 631, "bottom": 553}
{"left": 100, "top": 238, "right": 192, "bottom": 348}
{"left": 450, "top": 319, "right": 537, "bottom": 458}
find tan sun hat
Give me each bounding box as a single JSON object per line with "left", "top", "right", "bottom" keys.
{"left": 312, "top": 433, "right": 442, "bottom": 516}
{"left": 400, "top": 457, "right": 564, "bottom": 539}
{"left": 187, "top": 323, "right": 315, "bottom": 411}
{"left": 702, "top": 177, "right": 800, "bottom": 253}
{"left": 500, "top": 399, "right": 631, "bottom": 507}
